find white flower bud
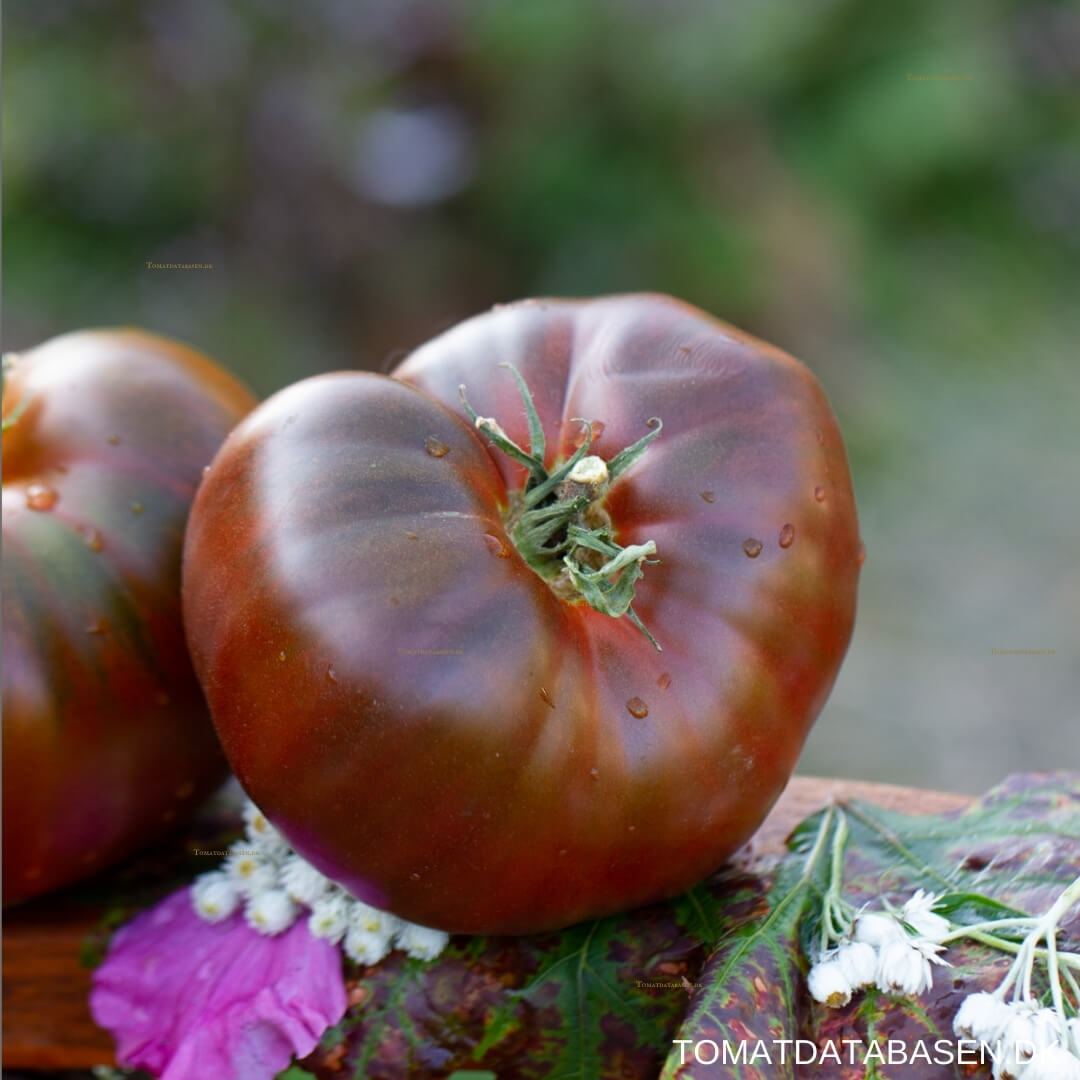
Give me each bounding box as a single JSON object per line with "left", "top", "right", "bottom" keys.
{"left": 836, "top": 941, "right": 878, "bottom": 989}
{"left": 1022, "top": 1046, "right": 1080, "bottom": 1080}
{"left": 280, "top": 854, "right": 331, "bottom": 907}
{"left": 307, "top": 889, "right": 352, "bottom": 944}
{"left": 954, "top": 992, "right": 1014, "bottom": 1043}
{"left": 395, "top": 922, "right": 450, "bottom": 961}
{"left": 242, "top": 801, "right": 291, "bottom": 861}
{"left": 348, "top": 899, "right": 401, "bottom": 937}
{"left": 191, "top": 871, "right": 241, "bottom": 923}
{"left": 876, "top": 940, "right": 934, "bottom": 996}
{"left": 244, "top": 888, "right": 299, "bottom": 935}
{"left": 807, "top": 959, "right": 853, "bottom": 1007}
{"left": 854, "top": 911, "right": 905, "bottom": 948}
{"left": 901, "top": 890, "right": 952, "bottom": 943}
{"left": 343, "top": 925, "right": 394, "bottom": 966}
{"left": 223, "top": 847, "right": 278, "bottom": 897}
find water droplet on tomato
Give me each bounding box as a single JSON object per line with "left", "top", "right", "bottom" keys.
{"left": 627, "top": 824, "right": 637, "bottom": 832}
{"left": 202, "top": 465, "right": 211, "bottom": 476}
{"left": 700, "top": 490, "right": 716, "bottom": 504}
{"left": 327, "top": 666, "right": 338, "bottom": 683}
{"left": 278, "top": 651, "right": 286, "bottom": 662}
{"left": 657, "top": 672, "right": 672, "bottom": 690}
{"left": 539, "top": 687, "right": 556, "bottom": 709}
{"left": 130, "top": 501, "right": 144, "bottom": 515}
{"left": 626, "top": 696, "right": 649, "bottom": 718}
{"left": 84, "top": 528, "right": 105, "bottom": 552}
{"left": 742, "top": 537, "right": 763, "bottom": 558}
{"left": 816, "top": 429, "right": 825, "bottom": 446}
{"left": 107, "top": 434, "right": 121, "bottom": 446}
{"left": 483, "top": 533, "right": 510, "bottom": 558}
{"left": 779, "top": 523, "right": 795, "bottom": 548}
{"left": 410, "top": 872, "right": 421, "bottom": 881}
{"left": 86, "top": 617, "right": 110, "bottom": 635}
{"left": 424, "top": 436, "right": 450, "bottom": 458}
{"left": 558, "top": 848, "right": 568, "bottom": 856}
{"left": 814, "top": 486, "right": 826, "bottom": 502}
{"left": 589, "top": 767, "right": 600, "bottom": 780}
{"left": 857, "top": 541, "right": 867, "bottom": 567}
{"left": 26, "top": 484, "right": 58, "bottom": 511}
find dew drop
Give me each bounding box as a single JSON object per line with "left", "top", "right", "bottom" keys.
{"left": 326, "top": 666, "right": 338, "bottom": 683}
{"left": 424, "top": 436, "right": 450, "bottom": 458}
{"left": 86, "top": 617, "right": 110, "bottom": 635}
{"left": 857, "top": 541, "right": 867, "bottom": 568}
{"left": 700, "top": 490, "right": 716, "bottom": 504}
{"left": 107, "top": 434, "right": 121, "bottom": 446}
{"left": 589, "top": 767, "right": 600, "bottom": 780}
{"left": 130, "top": 501, "right": 144, "bottom": 515}
{"left": 778, "top": 523, "right": 795, "bottom": 548}
{"left": 409, "top": 872, "right": 421, "bottom": 881}
{"left": 202, "top": 465, "right": 211, "bottom": 477}
{"left": 483, "top": 533, "right": 510, "bottom": 558}
{"left": 814, "top": 486, "right": 826, "bottom": 503}
{"left": 627, "top": 824, "right": 637, "bottom": 832}
{"left": 539, "top": 687, "right": 556, "bottom": 709}
{"left": 626, "top": 696, "right": 649, "bottom": 719}
{"left": 742, "top": 537, "right": 763, "bottom": 558}
{"left": 84, "top": 528, "right": 105, "bottom": 552}
{"left": 657, "top": 672, "right": 672, "bottom": 690}
{"left": 278, "top": 651, "right": 287, "bottom": 662}
{"left": 26, "top": 484, "right": 58, "bottom": 511}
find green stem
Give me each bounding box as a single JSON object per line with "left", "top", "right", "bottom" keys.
{"left": 462, "top": 366, "right": 664, "bottom": 649}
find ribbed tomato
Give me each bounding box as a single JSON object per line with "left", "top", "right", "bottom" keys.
{"left": 2, "top": 329, "right": 255, "bottom": 902}
{"left": 182, "top": 295, "right": 861, "bottom": 934}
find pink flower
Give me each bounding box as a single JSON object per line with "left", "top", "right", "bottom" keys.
{"left": 90, "top": 887, "right": 347, "bottom": 1080}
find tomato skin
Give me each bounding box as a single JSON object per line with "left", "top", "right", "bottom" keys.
{"left": 2, "top": 329, "right": 255, "bottom": 903}
{"left": 183, "top": 295, "right": 860, "bottom": 934}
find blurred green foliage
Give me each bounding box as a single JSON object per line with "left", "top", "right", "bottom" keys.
{"left": 4, "top": 0, "right": 1079, "bottom": 789}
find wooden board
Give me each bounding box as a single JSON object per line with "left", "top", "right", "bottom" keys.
{"left": 1, "top": 776, "right": 971, "bottom": 1070}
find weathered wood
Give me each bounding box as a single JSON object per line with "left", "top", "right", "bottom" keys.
{"left": 0, "top": 776, "right": 971, "bottom": 1070}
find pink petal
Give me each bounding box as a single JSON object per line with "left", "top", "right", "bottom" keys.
{"left": 90, "top": 887, "right": 346, "bottom": 1080}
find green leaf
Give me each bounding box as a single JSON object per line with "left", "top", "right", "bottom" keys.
{"left": 275, "top": 1066, "right": 318, "bottom": 1080}
{"left": 662, "top": 773, "right": 1080, "bottom": 1079}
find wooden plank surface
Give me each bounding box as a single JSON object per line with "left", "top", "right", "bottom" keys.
{"left": 1, "top": 776, "right": 971, "bottom": 1070}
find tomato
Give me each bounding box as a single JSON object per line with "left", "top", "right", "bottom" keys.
{"left": 182, "top": 294, "right": 861, "bottom": 934}
{"left": 2, "top": 329, "right": 255, "bottom": 903}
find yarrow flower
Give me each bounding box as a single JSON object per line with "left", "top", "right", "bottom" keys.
{"left": 954, "top": 991, "right": 1015, "bottom": 1044}
{"left": 1023, "top": 1046, "right": 1080, "bottom": 1080}
{"left": 900, "top": 889, "right": 951, "bottom": 943}
{"left": 875, "top": 937, "right": 946, "bottom": 996}
{"left": 191, "top": 871, "right": 241, "bottom": 923}
{"left": 807, "top": 957, "right": 852, "bottom": 1007}
{"left": 835, "top": 940, "right": 878, "bottom": 989}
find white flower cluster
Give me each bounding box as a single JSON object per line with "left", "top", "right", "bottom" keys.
{"left": 808, "top": 890, "right": 951, "bottom": 1007}
{"left": 954, "top": 993, "right": 1080, "bottom": 1080}
{"left": 191, "top": 799, "right": 449, "bottom": 965}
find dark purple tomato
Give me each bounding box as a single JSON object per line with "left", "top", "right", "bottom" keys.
{"left": 2, "top": 329, "right": 255, "bottom": 902}
{"left": 182, "top": 295, "right": 861, "bottom": 933}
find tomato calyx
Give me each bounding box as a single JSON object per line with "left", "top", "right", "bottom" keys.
{"left": 459, "top": 363, "right": 663, "bottom": 650}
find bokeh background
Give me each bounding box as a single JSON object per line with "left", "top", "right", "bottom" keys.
{"left": 5, "top": 0, "right": 1078, "bottom": 794}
